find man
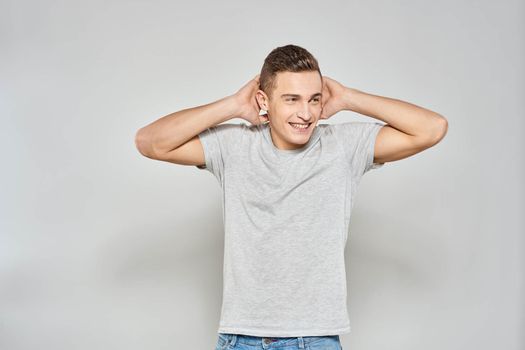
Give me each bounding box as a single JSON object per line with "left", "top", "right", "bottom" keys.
{"left": 135, "top": 45, "right": 448, "bottom": 350}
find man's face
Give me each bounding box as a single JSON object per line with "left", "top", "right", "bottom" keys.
{"left": 258, "top": 71, "right": 323, "bottom": 151}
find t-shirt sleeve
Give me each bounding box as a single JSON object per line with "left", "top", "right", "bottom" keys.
{"left": 195, "top": 122, "right": 246, "bottom": 185}
{"left": 333, "top": 121, "right": 386, "bottom": 181}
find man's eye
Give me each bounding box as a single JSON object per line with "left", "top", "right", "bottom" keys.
{"left": 286, "top": 98, "right": 320, "bottom": 102}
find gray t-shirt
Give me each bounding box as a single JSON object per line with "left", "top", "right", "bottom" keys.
{"left": 196, "top": 120, "right": 385, "bottom": 337}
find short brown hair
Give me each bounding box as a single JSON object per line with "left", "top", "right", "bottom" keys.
{"left": 259, "top": 44, "right": 322, "bottom": 100}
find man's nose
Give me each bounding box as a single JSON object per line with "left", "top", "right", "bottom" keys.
{"left": 295, "top": 113, "right": 311, "bottom": 122}
{"left": 296, "top": 104, "right": 314, "bottom": 120}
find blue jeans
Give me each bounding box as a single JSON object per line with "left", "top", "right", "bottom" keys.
{"left": 215, "top": 333, "right": 342, "bottom": 350}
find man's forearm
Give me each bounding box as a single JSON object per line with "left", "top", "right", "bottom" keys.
{"left": 342, "top": 88, "right": 447, "bottom": 140}
{"left": 135, "top": 95, "right": 238, "bottom": 158}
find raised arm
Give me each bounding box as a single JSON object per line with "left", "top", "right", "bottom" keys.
{"left": 320, "top": 76, "right": 448, "bottom": 164}
{"left": 134, "top": 74, "right": 268, "bottom": 166}
{"left": 343, "top": 87, "right": 448, "bottom": 164}
{"left": 134, "top": 95, "right": 236, "bottom": 165}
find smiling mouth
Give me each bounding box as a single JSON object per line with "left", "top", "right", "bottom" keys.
{"left": 288, "top": 122, "right": 312, "bottom": 130}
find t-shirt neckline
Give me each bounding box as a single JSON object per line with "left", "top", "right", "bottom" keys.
{"left": 262, "top": 122, "right": 320, "bottom": 155}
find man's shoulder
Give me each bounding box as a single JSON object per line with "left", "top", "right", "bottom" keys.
{"left": 211, "top": 121, "right": 261, "bottom": 132}
{"left": 322, "top": 121, "right": 384, "bottom": 135}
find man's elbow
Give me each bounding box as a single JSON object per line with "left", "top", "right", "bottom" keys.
{"left": 434, "top": 115, "right": 448, "bottom": 143}
{"left": 135, "top": 128, "right": 155, "bottom": 158}
{"left": 426, "top": 115, "right": 448, "bottom": 146}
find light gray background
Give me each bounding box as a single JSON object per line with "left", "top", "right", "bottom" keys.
{"left": 1, "top": 0, "right": 523, "bottom": 349}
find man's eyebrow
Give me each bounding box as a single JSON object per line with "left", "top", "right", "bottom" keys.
{"left": 280, "top": 93, "right": 322, "bottom": 99}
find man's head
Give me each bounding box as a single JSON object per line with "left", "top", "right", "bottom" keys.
{"left": 256, "top": 44, "right": 323, "bottom": 151}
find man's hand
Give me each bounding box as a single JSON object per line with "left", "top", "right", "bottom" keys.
{"left": 233, "top": 74, "right": 269, "bottom": 126}
{"left": 319, "top": 76, "right": 350, "bottom": 120}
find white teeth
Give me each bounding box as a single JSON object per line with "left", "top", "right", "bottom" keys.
{"left": 290, "top": 123, "right": 309, "bottom": 129}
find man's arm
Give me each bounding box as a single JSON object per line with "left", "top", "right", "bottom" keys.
{"left": 134, "top": 95, "right": 238, "bottom": 164}
{"left": 135, "top": 75, "right": 267, "bottom": 166}
{"left": 342, "top": 88, "right": 448, "bottom": 164}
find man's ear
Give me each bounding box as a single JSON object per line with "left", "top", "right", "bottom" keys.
{"left": 256, "top": 90, "right": 269, "bottom": 111}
